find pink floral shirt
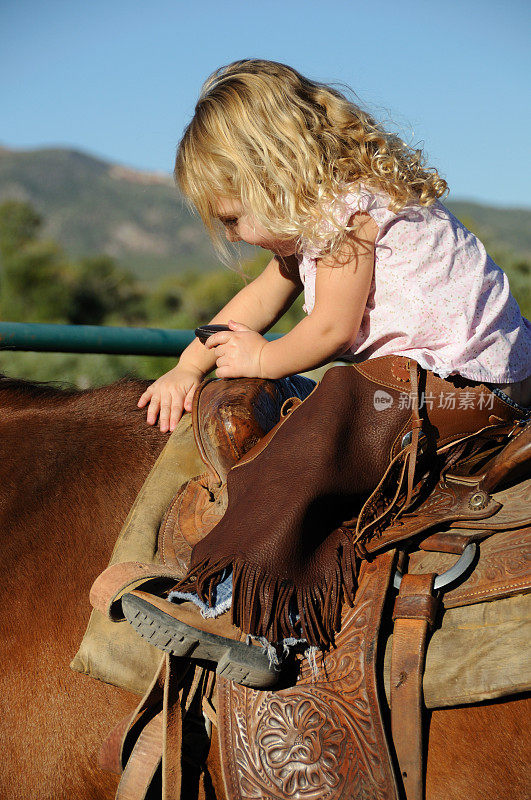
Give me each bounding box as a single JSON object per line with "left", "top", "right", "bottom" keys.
{"left": 297, "top": 185, "right": 531, "bottom": 382}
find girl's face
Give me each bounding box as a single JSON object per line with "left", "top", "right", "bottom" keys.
{"left": 214, "top": 198, "right": 298, "bottom": 257}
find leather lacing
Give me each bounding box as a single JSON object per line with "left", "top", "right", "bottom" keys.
{"left": 348, "top": 360, "right": 425, "bottom": 551}
{"left": 348, "top": 362, "right": 522, "bottom": 555}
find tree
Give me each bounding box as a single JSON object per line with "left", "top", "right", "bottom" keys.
{"left": 1, "top": 239, "right": 73, "bottom": 322}
{"left": 0, "top": 200, "right": 42, "bottom": 258}
{"left": 67, "top": 255, "right": 144, "bottom": 325}
{"left": 0, "top": 201, "right": 73, "bottom": 322}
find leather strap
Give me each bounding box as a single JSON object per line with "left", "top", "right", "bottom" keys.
{"left": 107, "top": 654, "right": 212, "bottom": 800}
{"left": 479, "top": 418, "right": 530, "bottom": 492}
{"left": 112, "top": 655, "right": 167, "bottom": 798}
{"left": 116, "top": 715, "right": 163, "bottom": 800}
{"left": 98, "top": 713, "right": 136, "bottom": 776}
{"left": 353, "top": 360, "right": 424, "bottom": 546}
{"left": 390, "top": 573, "right": 439, "bottom": 800}
{"left": 162, "top": 655, "right": 183, "bottom": 800}
{"left": 404, "top": 360, "right": 422, "bottom": 511}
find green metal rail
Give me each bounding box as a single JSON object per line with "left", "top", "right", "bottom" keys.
{"left": 0, "top": 322, "right": 280, "bottom": 356}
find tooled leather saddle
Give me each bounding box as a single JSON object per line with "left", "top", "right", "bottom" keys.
{"left": 93, "top": 357, "right": 531, "bottom": 800}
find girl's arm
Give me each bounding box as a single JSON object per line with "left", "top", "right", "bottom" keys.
{"left": 179, "top": 253, "right": 302, "bottom": 375}
{"left": 138, "top": 255, "right": 302, "bottom": 431}
{"left": 210, "top": 213, "right": 377, "bottom": 379}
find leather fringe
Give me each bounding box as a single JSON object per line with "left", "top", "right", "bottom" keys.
{"left": 176, "top": 530, "right": 359, "bottom": 649}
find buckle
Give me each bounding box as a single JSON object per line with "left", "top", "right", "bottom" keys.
{"left": 401, "top": 430, "right": 428, "bottom": 451}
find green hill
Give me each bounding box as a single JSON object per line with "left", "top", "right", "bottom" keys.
{"left": 0, "top": 146, "right": 251, "bottom": 279}
{"left": 1, "top": 145, "right": 530, "bottom": 279}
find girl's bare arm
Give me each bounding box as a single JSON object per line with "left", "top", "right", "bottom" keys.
{"left": 179, "top": 254, "right": 302, "bottom": 375}
{"left": 211, "top": 213, "right": 377, "bottom": 380}
{"left": 259, "top": 215, "right": 376, "bottom": 377}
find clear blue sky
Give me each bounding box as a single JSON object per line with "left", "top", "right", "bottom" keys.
{"left": 2, "top": 0, "right": 530, "bottom": 207}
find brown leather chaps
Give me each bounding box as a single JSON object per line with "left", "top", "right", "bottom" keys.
{"left": 177, "top": 356, "right": 524, "bottom": 647}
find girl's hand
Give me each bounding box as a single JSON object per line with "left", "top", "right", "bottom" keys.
{"left": 206, "top": 320, "right": 266, "bottom": 378}
{"left": 137, "top": 365, "right": 203, "bottom": 433}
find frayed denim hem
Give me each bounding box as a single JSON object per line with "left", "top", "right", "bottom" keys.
{"left": 168, "top": 571, "right": 311, "bottom": 665}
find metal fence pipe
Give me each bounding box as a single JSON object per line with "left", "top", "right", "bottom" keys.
{"left": 0, "top": 322, "right": 281, "bottom": 356}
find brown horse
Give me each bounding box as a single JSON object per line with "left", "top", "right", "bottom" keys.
{"left": 0, "top": 375, "right": 528, "bottom": 800}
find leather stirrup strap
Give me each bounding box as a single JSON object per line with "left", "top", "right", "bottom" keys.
{"left": 390, "top": 572, "right": 439, "bottom": 800}
{"left": 162, "top": 654, "right": 183, "bottom": 800}
{"left": 112, "top": 654, "right": 193, "bottom": 800}
{"left": 116, "top": 715, "right": 163, "bottom": 800}
{"left": 114, "top": 655, "right": 167, "bottom": 798}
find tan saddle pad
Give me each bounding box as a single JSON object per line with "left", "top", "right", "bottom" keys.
{"left": 72, "top": 375, "right": 313, "bottom": 693}
{"left": 71, "top": 414, "right": 206, "bottom": 694}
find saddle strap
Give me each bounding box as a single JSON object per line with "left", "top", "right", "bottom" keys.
{"left": 113, "top": 654, "right": 167, "bottom": 799}
{"left": 110, "top": 654, "right": 214, "bottom": 800}
{"left": 116, "top": 714, "right": 163, "bottom": 800}
{"left": 391, "top": 573, "right": 439, "bottom": 800}
{"left": 404, "top": 359, "right": 422, "bottom": 512}
{"left": 111, "top": 654, "right": 184, "bottom": 800}
{"left": 162, "top": 655, "right": 184, "bottom": 800}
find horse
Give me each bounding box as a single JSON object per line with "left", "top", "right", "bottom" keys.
{"left": 0, "top": 374, "right": 528, "bottom": 800}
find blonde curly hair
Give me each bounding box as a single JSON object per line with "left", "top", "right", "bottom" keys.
{"left": 175, "top": 59, "right": 448, "bottom": 258}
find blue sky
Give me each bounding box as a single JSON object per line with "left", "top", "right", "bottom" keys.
{"left": 2, "top": 0, "right": 530, "bottom": 207}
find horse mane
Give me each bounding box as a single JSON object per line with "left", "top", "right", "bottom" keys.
{"left": 0, "top": 373, "right": 151, "bottom": 411}
{"left": 0, "top": 373, "right": 78, "bottom": 400}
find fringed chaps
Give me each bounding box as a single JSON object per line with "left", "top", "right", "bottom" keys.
{"left": 177, "top": 357, "right": 520, "bottom": 647}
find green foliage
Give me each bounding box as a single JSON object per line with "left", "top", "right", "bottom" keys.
{"left": 1, "top": 239, "right": 73, "bottom": 322}
{"left": 68, "top": 255, "right": 145, "bottom": 325}
{"left": 0, "top": 200, "right": 148, "bottom": 326}
{"left": 143, "top": 275, "right": 185, "bottom": 325}
{"left": 0, "top": 199, "right": 42, "bottom": 256}
{"left": 182, "top": 269, "right": 242, "bottom": 323}
{"left": 0, "top": 201, "right": 72, "bottom": 321}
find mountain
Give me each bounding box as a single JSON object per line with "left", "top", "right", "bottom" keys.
{"left": 1, "top": 146, "right": 530, "bottom": 280}
{"left": 0, "top": 146, "right": 229, "bottom": 279}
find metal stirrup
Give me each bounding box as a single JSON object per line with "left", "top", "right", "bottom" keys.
{"left": 393, "top": 542, "right": 477, "bottom": 592}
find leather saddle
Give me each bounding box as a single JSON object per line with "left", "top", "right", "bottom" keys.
{"left": 94, "top": 363, "right": 531, "bottom": 800}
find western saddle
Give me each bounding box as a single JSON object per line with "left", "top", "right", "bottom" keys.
{"left": 91, "top": 358, "right": 531, "bottom": 800}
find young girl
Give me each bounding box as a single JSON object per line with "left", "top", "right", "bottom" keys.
{"left": 127, "top": 59, "right": 530, "bottom": 685}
